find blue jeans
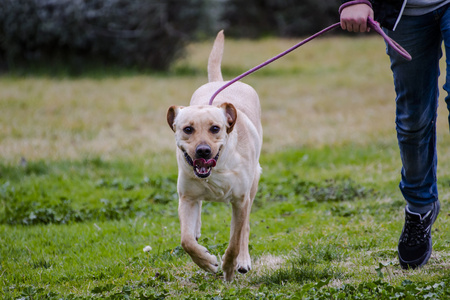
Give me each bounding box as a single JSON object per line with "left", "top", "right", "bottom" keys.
{"left": 384, "top": 4, "right": 450, "bottom": 207}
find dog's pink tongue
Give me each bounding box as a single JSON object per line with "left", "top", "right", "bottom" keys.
{"left": 193, "top": 158, "right": 216, "bottom": 168}
{"left": 193, "top": 158, "right": 216, "bottom": 174}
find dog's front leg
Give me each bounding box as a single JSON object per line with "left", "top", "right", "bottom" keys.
{"left": 237, "top": 177, "right": 258, "bottom": 274}
{"left": 236, "top": 209, "right": 251, "bottom": 274}
{"left": 222, "top": 199, "right": 249, "bottom": 281}
{"left": 179, "top": 197, "right": 219, "bottom": 273}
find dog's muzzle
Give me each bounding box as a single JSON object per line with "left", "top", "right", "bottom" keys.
{"left": 183, "top": 150, "right": 220, "bottom": 178}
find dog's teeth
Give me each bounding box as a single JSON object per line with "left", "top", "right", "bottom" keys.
{"left": 195, "top": 166, "right": 212, "bottom": 176}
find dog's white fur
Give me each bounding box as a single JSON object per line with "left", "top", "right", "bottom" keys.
{"left": 167, "top": 31, "right": 262, "bottom": 281}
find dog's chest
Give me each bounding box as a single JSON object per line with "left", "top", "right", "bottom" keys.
{"left": 184, "top": 172, "right": 245, "bottom": 203}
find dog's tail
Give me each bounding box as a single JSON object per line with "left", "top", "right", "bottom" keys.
{"left": 208, "top": 30, "right": 224, "bottom": 82}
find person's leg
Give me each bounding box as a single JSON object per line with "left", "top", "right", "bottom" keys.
{"left": 386, "top": 12, "right": 441, "bottom": 209}
{"left": 384, "top": 8, "right": 443, "bottom": 269}
{"left": 441, "top": 5, "right": 450, "bottom": 129}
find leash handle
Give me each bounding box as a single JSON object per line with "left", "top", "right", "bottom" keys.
{"left": 209, "top": 19, "right": 411, "bottom": 105}
{"left": 367, "top": 17, "right": 411, "bottom": 61}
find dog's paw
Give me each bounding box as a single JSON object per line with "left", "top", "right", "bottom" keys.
{"left": 237, "top": 261, "right": 251, "bottom": 274}
{"left": 192, "top": 249, "right": 219, "bottom": 273}
{"left": 223, "top": 270, "right": 235, "bottom": 282}
{"left": 236, "top": 251, "right": 252, "bottom": 274}
{"left": 222, "top": 266, "right": 236, "bottom": 282}
{"left": 236, "top": 256, "right": 252, "bottom": 274}
{"left": 222, "top": 255, "right": 237, "bottom": 282}
{"left": 205, "top": 253, "right": 219, "bottom": 273}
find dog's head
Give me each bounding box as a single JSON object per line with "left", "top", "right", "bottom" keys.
{"left": 167, "top": 103, "right": 237, "bottom": 178}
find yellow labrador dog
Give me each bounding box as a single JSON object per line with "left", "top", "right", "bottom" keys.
{"left": 167, "top": 30, "right": 262, "bottom": 281}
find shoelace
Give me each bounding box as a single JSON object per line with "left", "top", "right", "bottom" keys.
{"left": 401, "top": 215, "right": 429, "bottom": 247}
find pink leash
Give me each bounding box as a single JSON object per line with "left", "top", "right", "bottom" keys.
{"left": 209, "top": 17, "right": 411, "bottom": 105}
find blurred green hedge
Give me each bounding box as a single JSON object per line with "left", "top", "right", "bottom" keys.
{"left": 0, "top": 0, "right": 207, "bottom": 72}
{"left": 0, "top": 0, "right": 340, "bottom": 72}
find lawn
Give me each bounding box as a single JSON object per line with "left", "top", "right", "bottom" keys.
{"left": 1, "top": 35, "right": 450, "bottom": 299}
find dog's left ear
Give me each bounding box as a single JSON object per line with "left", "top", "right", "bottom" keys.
{"left": 219, "top": 103, "right": 237, "bottom": 133}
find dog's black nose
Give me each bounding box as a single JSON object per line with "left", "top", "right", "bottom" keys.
{"left": 196, "top": 144, "right": 211, "bottom": 158}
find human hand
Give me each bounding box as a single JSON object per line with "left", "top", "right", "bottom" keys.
{"left": 340, "top": 4, "right": 374, "bottom": 33}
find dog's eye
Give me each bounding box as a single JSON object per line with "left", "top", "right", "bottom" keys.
{"left": 210, "top": 126, "right": 220, "bottom": 134}
{"left": 183, "top": 126, "right": 194, "bottom": 134}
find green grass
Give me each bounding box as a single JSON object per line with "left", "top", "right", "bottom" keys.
{"left": 1, "top": 145, "right": 450, "bottom": 299}
{"left": 1, "top": 36, "right": 450, "bottom": 298}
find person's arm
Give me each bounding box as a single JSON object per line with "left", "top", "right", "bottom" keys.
{"left": 339, "top": 0, "right": 374, "bottom": 33}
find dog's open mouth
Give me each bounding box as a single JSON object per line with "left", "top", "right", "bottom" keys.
{"left": 184, "top": 151, "right": 220, "bottom": 178}
{"left": 193, "top": 158, "right": 216, "bottom": 177}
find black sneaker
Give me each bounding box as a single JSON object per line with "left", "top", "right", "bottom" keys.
{"left": 398, "top": 200, "right": 440, "bottom": 269}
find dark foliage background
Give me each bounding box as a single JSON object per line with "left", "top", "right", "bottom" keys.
{"left": 0, "top": 0, "right": 208, "bottom": 72}
{"left": 0, "top": 0, "right": 340, "bottom": 72}
{"left": 222, "top": 0, "right": 340, "bottom": 38}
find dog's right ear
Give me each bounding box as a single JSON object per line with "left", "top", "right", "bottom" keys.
{"left": 167, "top": 106, "right": 183, "bottom": 132}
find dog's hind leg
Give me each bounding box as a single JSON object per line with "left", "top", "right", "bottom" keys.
{"left": 179, "top": 198, "right": 219, "bottom": 273}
